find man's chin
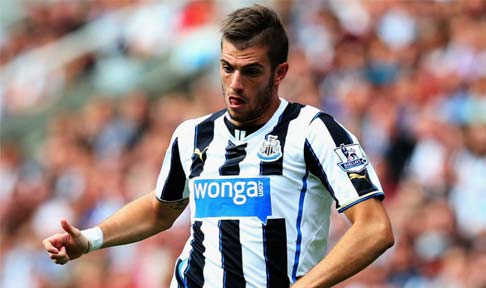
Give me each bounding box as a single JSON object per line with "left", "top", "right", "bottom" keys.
{"left": 227, "top": 110, "right": 253, "bottom": 125}
{"left": 227, "top": 111, "right": 244, "bottom": 122}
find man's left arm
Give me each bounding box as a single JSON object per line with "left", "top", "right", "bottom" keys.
{"left": 292, "top": 198, "right": 394, "bottom": 288}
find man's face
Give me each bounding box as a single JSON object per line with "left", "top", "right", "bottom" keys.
{"left": 220, "top": 40, "right": 281, "bottom": 127}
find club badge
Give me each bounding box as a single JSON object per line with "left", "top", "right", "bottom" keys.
{"left": 257, "top": 135, "right": 282, "bottom": 162}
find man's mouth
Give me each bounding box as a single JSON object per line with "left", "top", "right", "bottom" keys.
{"left": 228, "top": 96, "right": 245, "bottom": 107}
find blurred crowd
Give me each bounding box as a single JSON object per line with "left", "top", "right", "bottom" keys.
{"left": 1, "top": 1, "right": 486, "bottom": 288}
{"left": 1, "top": 0, "right": 133, "bottom": 114}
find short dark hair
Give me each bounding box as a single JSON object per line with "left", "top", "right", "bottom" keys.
{"left": 221, "top": 4, "right": 288, "bottom": 69}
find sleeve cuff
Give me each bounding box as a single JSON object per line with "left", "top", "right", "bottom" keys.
{"left": 337, "top": 191, "right": 385, "bottom": 213}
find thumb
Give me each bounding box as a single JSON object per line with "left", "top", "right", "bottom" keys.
{"left": 60, "top": 218, "right": 81, "bottom": 238}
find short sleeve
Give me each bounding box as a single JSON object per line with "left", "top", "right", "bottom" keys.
{"left": 304, "top": 113, "right": 384, "bottom": 213}
{"left": 155, "top": 124, "right": 189, "bottom": 202}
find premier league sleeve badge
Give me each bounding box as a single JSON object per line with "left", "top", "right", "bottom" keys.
{"left": 334, "top": 144, "right": 369, "bottom": 173}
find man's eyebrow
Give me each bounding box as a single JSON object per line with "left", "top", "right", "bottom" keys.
{"left": 220, "top": 59, "right": 264, "bottom": 69}
{"left": 220, "top": 59, "right": 231, "bottom": 65}
{"left": 241, "top": 63, "right": 264, "bottom": 69}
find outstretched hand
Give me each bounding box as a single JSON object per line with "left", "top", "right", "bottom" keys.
{"left": 42, "top": 219, "right": 89, "bottom": 265}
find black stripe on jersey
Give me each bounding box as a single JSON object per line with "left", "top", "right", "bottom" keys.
{"left": 160, "top": 137, "right": 186, "bottom": 201}
{"left": 218, "top": 147, "right": 246, "bottom": 286}
{"left": 185, "top": 221, "right": 205, "bottom": 288}
{"left": 348, "top": 169, "right": 380, "bottom": 196}
{"left": 260, "top": 102, "right": 304, "bottom": 175}
{"left": 263, "top": 219, "right": 290, "bottom": 288}
{"left": 219, "top": 220, "right": 245, "bottom": 288}
{"left": 316, "top": 113, "right": 352, "bottom": 146}
{"left": 219, "top": 140, "right": 248, "bottom": 176}
{"left": 190, "top": 110, "right": 226, "bottom": 178}
{"left": 304, "top": 139, "right": 339, "bottom": 205}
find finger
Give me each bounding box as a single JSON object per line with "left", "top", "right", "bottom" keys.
{"left": 56, "top": 258, "right": 68, "bottom": 265}
{"left": 59, "top": 246, "right": 69, "bottom": 258}
{"left": 51, "top": 246, "right": 70, "bottom": 264}
{"left": 50, "top": 249, "right": 64, "bottom": 260}
{"left": 52, "top": 253, "right": 69, "bottom": 265}
{"left": 60, "top": 218, "right": 81, "bottom": 238}
{"left": 42, "top": 233, "right": 67, "bottom": 251}
{"left": 50, "top": 252, "right": 68, "bottom": 265}
{"left": 50, "top": 253, "right": 64, "bottom": 260}
{"left": 60, "top": 246, "right": 70, "bottom": 263}
{"left": 42, "top": 238, "right": 59, "bottom": 254}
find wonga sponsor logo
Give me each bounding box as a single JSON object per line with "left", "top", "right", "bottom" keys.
{"left": 193, "top": 177, "right": 271, "bottom": 223}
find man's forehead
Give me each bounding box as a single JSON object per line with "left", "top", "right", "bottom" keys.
{"left": 221, "top": 40, "right": 270, "bottom": 66}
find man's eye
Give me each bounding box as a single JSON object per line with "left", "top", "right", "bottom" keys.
{"left": 222, "top": 65, "right": 233, "bottom": 73}
{"left": 243, "top": 69, "right": 260, "bottom": 76}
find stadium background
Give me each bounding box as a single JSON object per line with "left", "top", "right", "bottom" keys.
{"left": 1, "top": 0, "right": 485, "bottom": 287}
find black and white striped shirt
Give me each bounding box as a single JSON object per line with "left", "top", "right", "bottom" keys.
{"left": 155, "top": 99, "right": 384, "bottom": 288}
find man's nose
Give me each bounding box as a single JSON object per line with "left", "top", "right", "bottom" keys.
{"left": 230, "top": 71, "right": 244, "bottom": 92}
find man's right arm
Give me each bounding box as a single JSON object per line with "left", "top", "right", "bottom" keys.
{"left": 100, "top": 191, "right": 188, "bottom": 247}
{"left": 42, "top": 190, "right": 188, "bottom": 265}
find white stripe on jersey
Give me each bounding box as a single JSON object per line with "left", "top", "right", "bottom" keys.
{"left": 201, "top": 219, "right": 224, "bottom": 287}
{"left": 240, "top": 219, "right": 266, "bottom": 288}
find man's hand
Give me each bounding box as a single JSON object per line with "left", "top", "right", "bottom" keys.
{"left": 42, "top": 219, "right": 89, "bottom": 265}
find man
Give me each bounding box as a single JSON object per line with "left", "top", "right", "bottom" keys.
{"left": 43, "top": 5, "right": 394, "bottom": 287}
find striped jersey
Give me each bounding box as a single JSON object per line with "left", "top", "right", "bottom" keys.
{"left": 155, "top": 98, "right": 384, "bottom": 287}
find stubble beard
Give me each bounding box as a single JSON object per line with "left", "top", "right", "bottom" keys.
{"left": 222, "top": 74, "right": 275, "bottom": 126}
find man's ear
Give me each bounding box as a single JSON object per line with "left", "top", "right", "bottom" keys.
{"left": 273, "top": 62, "right": 289, "bottom": 85}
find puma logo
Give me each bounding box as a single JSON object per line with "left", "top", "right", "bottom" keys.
{"left": 349, "top": 173, "right": 367, "bottom": 180}
{"left": 193, "top": 147, "right": 209, "bottom": 161}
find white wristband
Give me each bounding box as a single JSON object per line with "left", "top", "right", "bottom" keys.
{"left": 81, "top": 227, "right": 104, "bottom": 253}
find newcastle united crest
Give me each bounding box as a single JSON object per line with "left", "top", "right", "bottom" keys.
{"left": 257, "top": 135, "right": 282, "bottom": 162}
